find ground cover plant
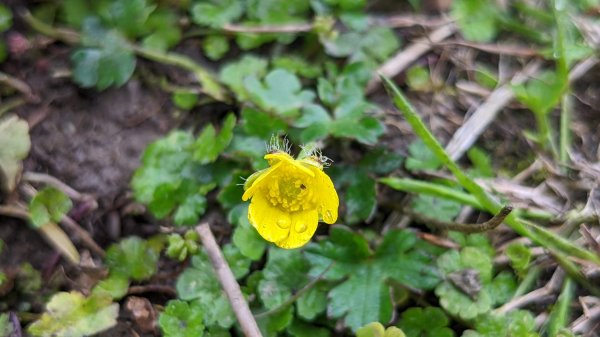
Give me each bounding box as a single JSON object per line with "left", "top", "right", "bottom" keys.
{"left": 1, "top": 0, "right": 600, "bottom": 336}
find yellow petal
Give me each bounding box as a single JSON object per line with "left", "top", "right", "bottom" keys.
{"left": 311, "top": 167, "right": 339, "bottom": 224}
{"left": 248, "top": 192, "right": 291, "bottom": 243}
{"left": 264, "top": 152, "right": 314, "bottom": 177}
{"left": 242, "top": 162, "right": 283, "bottom": 201}
{"left": 275, "top": 209, "right": 319, "bottom": 249}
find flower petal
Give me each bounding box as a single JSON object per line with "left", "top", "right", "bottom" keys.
{"left": 247, "top": 192, "right": 291, "bottom": 243}
{"left": 311, "top": 167, "right": 338, "bottom": 224}
{"left": 264, "top": 152, "right": 314, "bottom": 177}
{"left": 275, "top": 209, "right": 319, "bottom": 249}
{"left": 242, "top": 162, "right": 283, "bottom": 201}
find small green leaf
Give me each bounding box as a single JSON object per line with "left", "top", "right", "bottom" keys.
{"left": 191, "top": 0, "right": 244, "bottom": 28}
{"left": 506, "top": 243, "right": 532, "bottom": 276}
{"left": 405, "top": 139, "right": 442, "bottom": 171}
{"left": 203, "top": 35, "right": 230, "bottom": 61}
{"left": 345, "top": 170, "right": 377, "bottom": 224}
{"left": 105, "top": 237, "right": 158, "bottom": 281}
{"left": 244, "top": 69, "right": 315, "bottom": 117}
{"left": 297, "top": 285, "right": 328, "bottom": 320}
{"left": 232, "top": 216, "right": 266, "bottom": 260}
{"left": 159, "top": 300, "right": 205, "bottom": 337}
{"left": 272, "top": 56, "right": 322, "bottom": 79}
{"left": 176, "top": 252, "right": 236, "bottom": 328}
{"left": 356, "top": 322, "right": 385, "bottom": 337}
{"left": 28, "top": 292, "right": 118, "bottom": 337}
{"left": 0, "top": 115, "right": 31, "bottom": 192}
{"left": 451, "top": 0, "right": 500, "bottom": 42}
{"left": 92, "top": 274, "right": 129, "bottom": 300}
{"left": 223, "top": 243, "right": 251, "bottom": 279}
{"left": 193, "top": 114, "right": 236, "bottom": 164}
{"left": 172, "top": 91, "right": 199, "bottom": 110}
{"left": 28, "top": 187, "right": 73, "bottom": 228}
{"left": 359, "top": 148, "right": 403, "bottom": 175}
{"left": 406, "top": 66, "right": 431, "bottom": 91}
{"left": 288, "top": 320, "right": 331, "bottom": 337}
{"left": 0, "top": 4, "right": 12, "bottom": 33}
{"left": 72, "top": 18, "right": 136, "bottom": 90}
{"left": 0, "top": 313, "right": 11, "bottom": 337}
{"left": 219, "top": 55, "right": 268, "bottom": 100}
{"left": 398, "top": 307, "right": 454, "bottom": 337}
{"left": 411, "top": 195, "right": 462, "bottom": 222}
{"left": 513, "top": 71, "right": 566, "bottom": 116}
{"left": 174, "top": 194, "right": 207, "bottom": 226}
{"left": 242, "top": 107, "right": 287, "bottom": 139}
{"left": 257, "top": 306, "right": 294, "bottom": 337}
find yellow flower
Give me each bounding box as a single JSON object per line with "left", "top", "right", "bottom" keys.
{"left": 242, "top": 150, "right": 339, "bottom": 249}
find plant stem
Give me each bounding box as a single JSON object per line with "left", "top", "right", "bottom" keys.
{"left": 381, "top": 76, "right": 600, "bottom": 265}
{"left": 196, "top": 223, "right": 263, "bottom": 337}
{"left": 513, "top": 266, "right": 541, "bottom": 298}
{"left": 546, "top": 277, "right": 574, "bottom": 337}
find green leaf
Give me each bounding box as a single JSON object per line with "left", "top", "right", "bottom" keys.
{"left": 203, "top": 35, "right": 230, "bottom": 61}
{"left": 97, "top": 0, "right": 155, "bottom": 38}
{"left": 232, "top": 212, "right": 267, "bottom": 260}
{"left": 356, "top": 322, "right": 407, "bottom": 337}
{"left": 488, "top": 271, "right": 517, "bottom": 306}
{"left": 191, "top": 0, "right": 244, "bottom": 28}
{"left": 406, "top": 66, "right": 431, "bottom": 91}
{"left": 176, "top": 251, "right": 236, "bottom": 328}
{"left": 242, "top": 107, "right": 288, "bottom": 139}
{"left": 257, "top": 306, "right": 294, "bottom": 337}
{"left": 219, "top": 55, "right": 268, "bottom": 100}
{"left": 173, "top": 194, "right": 207, "bottom": 226}
{"left": 193, "top": 114, "right": 236, "bottom": 164}
{"left": 467, "top": 147, "right": 494, "bottom": 178}
{"left": 159, "top": 300, "right": 205, "bottom": 337}
{"left": 513, "top": 71, "right": 566, "bottom": 116}
{"left": 322, "top": 27, "right": 400, "bottom": 68}
{"left": 246, "top": 0, "right": 311, "bottom": 23}
{"left": 28, "top": 187, "right": 73, "bottom": 228}
{"left": 411, "top": 195, "right": 462, "bottom": 222}
{"left": 244, "top": 69, "right": 315, "bottom": 118}
{"left": 506, "top": 242, "right": 532, "bottom": 276}
{"left": 272, "top": 56, "right": 322, "bottom": 79}
{"left": 72, "top": 18, "right": 136, "bottom": 90}
{"left": 297, "top": 285, "right": 328, "bottom": 320}
{"left": 294, "top": 104, "right": 332, "bottom": 143}
{"left": 462, "top": 310, "right": 539, "bottom": 337}
{"left": 166, "top": 232, "right": 200, "bottom": 261}
{"left": 435, "top": 248, "right": 494, "bottom": 320}
{"left": 451, "top": 0, "right": 500, "bottom": 42}
{"left": 172, "top": 91, "right": 199, "bottom": 110}
{"left": 223, "top": 243, "right": 251, "bottom": 279}
{"left": 0, "top": 4, "right": 12, "bottom": 33}
{"left": 405, "top": 139, "right": 442, "bottom": 171}
{"left": 141, "top": 8, "right": 182, "bottom": 51}
{"left": 0, "top": 313, "right": 11, "bottom": 337}
{"left": 308, "top": 228, "right": 440, "bottom": 331}
{"left": 0, "top": 115, "right": 31, "bottom": 192}
{"left": 345, "top": 170, "right": 377, "bottom": 224}
{"left": 92, "top": 274, "right": 129, "bottom": 300}
{"left": 288, "top": 319, "right": 331, "bottom": 337}
{"left": 28, "top": 292, "right": 118, "bottom": 337}
{"left": 105, "top": 237, "right": 158, "bottom": 281}
{"left": 359, "top": 148, "right": 403, "bottom": 175}
{"left": 398, "top": 307, "right": 454, "bottom": 337}
{"left": 258, "top": 247, "right": 310, "bottom": 308}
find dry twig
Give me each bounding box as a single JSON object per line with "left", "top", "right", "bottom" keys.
{"left": 196, "top": 223, "right": 263, "bottom": 337}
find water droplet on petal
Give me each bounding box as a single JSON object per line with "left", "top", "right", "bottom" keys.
{"left": 295, "top": 222, "right": 307, "bottom": 233}
{"left": 277, "top": 217, "right": 290, "bottom": 229}
{"left": 326, "top": 210, "right": 333, "bottom": 221}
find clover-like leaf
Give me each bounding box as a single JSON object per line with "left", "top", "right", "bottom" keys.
{"left": 28, "top": 187, "right": 73, "bottom": 228}
{"left": 193, "top": 114, "right": 236, "bottom": 164}
{"left": 191, "top": 0, "right": 244, "bottom": 28}
{"left": 244, "top": 69, "right": 315, "bottom": 117}
{"left": 356, "top": 322, "right": 406, "bottom": 337}
{"left": 159, "top": 300, "right": 205, "bottom": 337}
{"left": 28, "top": 292, "right": 118, "bottom": 337}
{"left": 435, "top": 247, "right": 495, "bottom": 320}
{"left": 461, "top": 310, "right": 539, "bottom": 337}
{"left": 71, "top": 18, "right": 136, "bottom": 90}
{"left": 0, "top": 115, "right": 31, "bottom": 192}
{"left": 307, "top": 227, "right": 440, "bottom": 331}
{"left": 219, "top": 55, "right": 268, "bottom": 101}
{"left": 398, "top": 307, "right": 454, "bottom": 337}
{"left": 176, "top": 251, "right": 236, "bottom": 328}
{"left": 105, "top": 237, "right": 158, "bottom": 281}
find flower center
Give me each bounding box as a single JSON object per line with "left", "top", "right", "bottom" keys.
{"left": 265, "top": 169, "right": 315, "bottom": 212}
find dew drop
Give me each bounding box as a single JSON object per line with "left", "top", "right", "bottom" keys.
{"left": 277, "top": 217, "right": 291, "bottom": 229}
{"left": 295, "top": 222, "right": 307, "bottom": 233}
{"left": 326, "top": 210, "right": 333, "bottom": 221}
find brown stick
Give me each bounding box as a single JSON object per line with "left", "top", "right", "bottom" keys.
{"left": 196, "top": 223, "right": 263, "bottom": 337}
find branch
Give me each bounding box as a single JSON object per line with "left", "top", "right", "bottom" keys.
{"left": 196, "top": 223, "right": 263, "bottom": 337}
{"left": 407, "top": 205, "right": 513, "bottom": 233}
